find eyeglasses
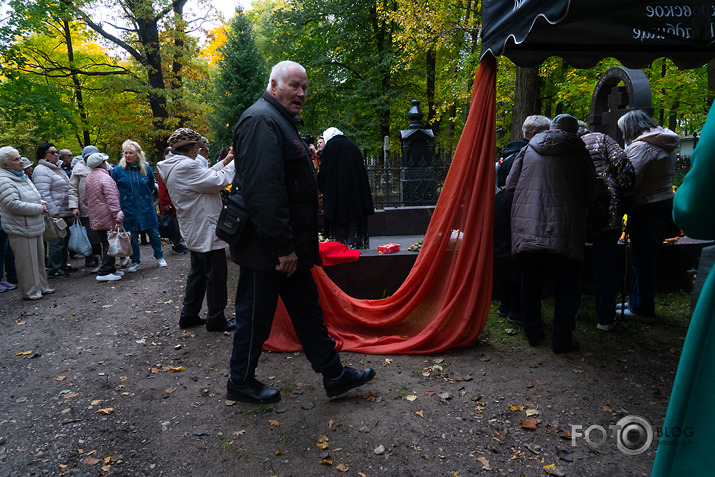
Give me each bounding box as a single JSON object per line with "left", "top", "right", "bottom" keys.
{"left": 47, "top": 150, "right": 59, "bottom": 155}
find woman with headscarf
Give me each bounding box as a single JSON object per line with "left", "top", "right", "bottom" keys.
{"left": 317, "top": 127, "right": 374, "bottom": 249}
{"left": 33, "top": 142, "right": 74, "bottom": 278}
{"left": 69, "top": 145, "right": 103, "bottom": 270}
{"left": 617, "top": 110, "right": 679, "bottom": 322}
{"left": 0, "top": 146, "right": 54, "bottom": 300}
{"left": 111, "top": 140, "right": 166, "bottom": 272}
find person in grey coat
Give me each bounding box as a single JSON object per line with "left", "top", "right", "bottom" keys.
{"left": 506, "top": 114, "right": 598, "bottom": 354}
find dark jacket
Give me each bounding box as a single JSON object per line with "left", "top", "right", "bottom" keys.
{"left": 493, "top": 139, "right": 528, "bottom": 259}
{"left": 229, "top": 92, "right": 320, "bottom": 272}
{"left": 506, "top": 129, "right": 598, "bottom": 262}
{"left": 317, "top": 135, "right": 374, "bottom": 224}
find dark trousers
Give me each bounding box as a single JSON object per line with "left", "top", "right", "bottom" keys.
{"left": 0, "top": 229, "right": 18, "bottom": 282}
{"left": 592, "top": 229, "right": 622, "bottom": 326}
{"left": 627, "top": 199, "right": 673, "bottom": 317}
{"left": 95, "top": 230, "right": 117, "bottom": 276}
{"left": 229, "top": 266, "right": 342, "bottom": 383}
{"left": 494, "top": 256, "right": 522, "bottom": 319}
{"left": 181, "top": 249, "right": 228, "bottom": 323}
{"left": 520, "top": 252, "right": 582, "bottom": 346}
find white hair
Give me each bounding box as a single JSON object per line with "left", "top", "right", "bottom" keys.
{"left": 0, "top": 146, "right": 19, "bottom": 167}
{"left": 266, "top": 61, "right": 306, "bottom": 91}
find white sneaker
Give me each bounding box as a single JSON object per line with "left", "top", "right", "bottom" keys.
{"left": 157, "top": 258, "right": 168, "bottom": 268}
{"left": 120, "top": 257, "right": 130, "bottom": 268}
{"left": 127, "top": 263, "right": 141, "bottom": 272}
{"left": 97, "top": 273, "right": 122, "bottom": 282}
{"left": 114, "top": 271, "right": 125, "bottom": 277}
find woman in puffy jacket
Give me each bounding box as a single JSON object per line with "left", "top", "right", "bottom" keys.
{"left": 0, "top": 146, "right": 54, "bottom": 299}
{"left": 33, "top": 142, "right": 73, "bottom": 279}
{"left": 617, "top": 110, "right": 679, "bottom": 322}
{"left": 111, "top": 140, "right": 166, "bottom": 272}
{"left": 84, "top": 153, "right": 124, "bottom": 281}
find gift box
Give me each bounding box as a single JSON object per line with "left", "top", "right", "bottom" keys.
{"left": 378, "top": 243, "right": 400, "bottom": 254}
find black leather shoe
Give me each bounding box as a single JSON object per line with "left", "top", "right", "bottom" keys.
{"left": 206, "top": 320, "right": 236, "bottom": 332}
{"left": 226, "top": 378, "right": 281, "bottom": 403}
{"left": 553, "top": 340, "right": 580, "bottom": 354}
{"left": 179, "top": 316, "right": 207, "bottom": 329}
{"left": 324, "top": 366, "right": 376, "bottom": 397}
{"left": 527, "top": 331, "right": 544, "bottom": 347}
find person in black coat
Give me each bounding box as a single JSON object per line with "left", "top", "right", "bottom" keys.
{"left": 227, "top": 61, "right": 375, "bottom": 405}
{"left": 317, "top": 128, "right": 374, "bottom": 249}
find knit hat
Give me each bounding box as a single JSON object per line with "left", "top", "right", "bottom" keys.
{"left": 21, "top": 157, "right": 33, "bottom": 169}
{"left": 322, "top": 127, "right": 344, "bottom": 143}
{"left": 82, "top": 145, "right": 100, "bottom": 159}
{"left": 167, "top": 128, "right": 202, "bottom": 149}
{"left": 550, "top": 114, "right": 579, "bottom": 134}
{"left": 87, "top": 152, "right": 109, "bottom": 169}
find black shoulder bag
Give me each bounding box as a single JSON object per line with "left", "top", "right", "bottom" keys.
{"left": 215, "top": 190, "right": 248, "bottom": 245}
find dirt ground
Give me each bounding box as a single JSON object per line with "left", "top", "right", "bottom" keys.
{"left": 0, "top": 246, "right": 686, "bottom": 476}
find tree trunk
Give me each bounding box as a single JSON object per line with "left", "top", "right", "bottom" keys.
{"left": 511, "top": 66, "right": 540, "bottom": 141}
{"left": 62, "top": 19, "right": 91, "bottom": 148}
{"left": 426, "top": 46, "right": 437, "bottom": 134}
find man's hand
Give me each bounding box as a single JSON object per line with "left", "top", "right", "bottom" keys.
{"left": 72, "top": 208, "right": 80, "bottom": 218}
{"left": 276, "top": 252, "right": 298, "bottom": 277}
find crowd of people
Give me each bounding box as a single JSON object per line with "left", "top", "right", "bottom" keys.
{"left": 0, "top": 138, "right": 208, "bottom": 298}
{"left": 495, "top": 110, "right": 679, "bottom": 353}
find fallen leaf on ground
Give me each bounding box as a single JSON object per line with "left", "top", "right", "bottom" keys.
{"left": 268, "top": 419, "right": 279, "bottom": 426}
{"left": 425, "top": 391, "right": 436, "bottom": 396}
{"left": 336, "top": 463, "right": 349, "bottom": 472}
{"left": 316, "top": 435, "right": 329, "bottom": 449}
{"left": 63, "top": 392, "right": 79, "bottom": 399}
{"left": 526, "top": 409, "right": 539, "bottom": 417}
{"left": 233, "top": 430, "right": 245, "bottom": 436}
{"left": 91, "top": 400, "right": 101, "bottom": 405}
{"left": 319, "top": 459, "right": 333, "bottom": 465}
{"left": 405, "top": 395, "right": 417, "bottom": 401}
{"left": 57, "top": 376, "right": 66, "bottom": 381}
{"left": 476, "top": 456, "right": 492, "bottom": 470}
{"left": 416, "top": 410, "right": 424, "bottom": 418}
{"left": 82, "top": 457, "right": 100, "bottom": 465}
{"left": 15, "top": 350, "right": 32, "bottom": 356}
{"left": 520, "top": 418, "right": 538, "bottom": 430}
{"left": 96, "top": 408, "right": 114, "bottom": 415}
{"left": 383, "top": 358, "right": 393, "bottom": 366}
{"left": 602, "top": 405, "right": 613, "bottom": 412}
{"left": 544, "top": 463, "right": 565, "bottom": 476}
{"left": 508, "top": 403, "right": 523, "bottom": 412}
{"left": 526, "top": 443, "right": 543, "bottom": 454}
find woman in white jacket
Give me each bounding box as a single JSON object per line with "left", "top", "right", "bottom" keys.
{"left": 157, "top": 128, "right": 235, "bottom": 333}
{"left": 0, "top": 146, "right": 54, "bottom": 300}
{"left": 33, "top": 142, "right": 73, "bottom": 279}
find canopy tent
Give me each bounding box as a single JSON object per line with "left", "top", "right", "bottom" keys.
{"left": 481, "top": 0, "right": 715, "bottom": 69}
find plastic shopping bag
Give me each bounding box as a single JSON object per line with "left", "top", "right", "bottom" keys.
{"left": 107, "top": 227, "right": 132, "bottom": 257}
{"left": 68, "top": 221, "right": 93, "bottom": 257}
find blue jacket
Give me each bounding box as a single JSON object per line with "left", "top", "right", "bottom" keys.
{"left": 111, "top": 163, "right": 159, "bottom": 231}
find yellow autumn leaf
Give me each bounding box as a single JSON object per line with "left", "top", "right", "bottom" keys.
{"left": 336, "top": 463, "right": 349, "bottom": 472}
{"left": 602, "top": 405, "right": 613, "bottom": 412}
{"left": 525, "top": 409, "right": 539, "bottom": 417}
{"left": 104, "top": 456, "right": 111, "bottom": 464}
{"left": 16, "top": 350, "right": 32, "bottom": 356}
{"left": 57, "top": 376, "right": 66, "bottom": 381}
{"left": 508, "top": 403, "right": 523, "bottom": 412}
{"left": 101, "top": 465, "right": 111, "bottom": 471}
{"left": 97, "top": 408, "right": 114, "bottom": 415}
{"left": 405, "top": 395, "right": 417, "bottom": 401}
{"left": 319, "top": 459, "right": 333, "bottom": 465}
{"left": 416, "top": 410, "right": 424, "bottom": 418}
{"left": 268, "top": 419, "right": 280, "bottom": 426}
{"left": 91, "top": 400, "right": 102, "bottom": 405}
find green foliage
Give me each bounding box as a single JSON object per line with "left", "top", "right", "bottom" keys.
{"left": 209, "top": 8, "right": 267, "bottom": 148}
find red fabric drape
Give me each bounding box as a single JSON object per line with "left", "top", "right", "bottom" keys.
{"left": 265, "top": 55, "right": 497, "bottom": 354}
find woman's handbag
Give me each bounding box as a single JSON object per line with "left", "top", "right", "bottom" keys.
{"left": 43, "top": 213, "right": 68, "bottom": 242}
{"left": 68, "top": 221, "right": 93, "bottom": 257}
{"left": 107, "top": 226, "right": 132, "bottom": 257}
{"left": 215, "top": 190, "right": 248, "bottom": 245}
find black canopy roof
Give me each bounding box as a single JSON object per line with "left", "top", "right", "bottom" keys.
{"left": 481, "top": 1, "right": 715, "bottom": 69}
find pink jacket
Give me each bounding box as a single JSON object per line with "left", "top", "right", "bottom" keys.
{"left": 83, "top": 168, "right": 124, "bottom": 231}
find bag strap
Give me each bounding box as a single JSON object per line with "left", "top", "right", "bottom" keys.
{"left": 50, "top": 165, "right": 70, "bottom": 184}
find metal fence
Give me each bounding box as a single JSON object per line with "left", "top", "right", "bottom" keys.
{"left": 364, "top": 152, "right": 453, "bottom": 209}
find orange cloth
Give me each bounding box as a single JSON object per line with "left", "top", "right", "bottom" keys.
{"left": 265, "top": 55, "right": 496, "bottom": 354}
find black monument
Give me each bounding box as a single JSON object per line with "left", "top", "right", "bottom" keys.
{"left": 400, "top": 100, "right": 436, "bottom": 206}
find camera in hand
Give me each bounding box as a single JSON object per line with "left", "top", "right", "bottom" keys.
{"left": 301, "top": 134, "right": 315, "bottom": 146}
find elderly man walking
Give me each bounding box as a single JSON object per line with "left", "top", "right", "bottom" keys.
{"left": 227, "top": 60, "right": 375, "bottom": 404}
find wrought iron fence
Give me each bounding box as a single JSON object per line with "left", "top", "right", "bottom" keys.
{"left": 364, "top": 152, "right": 453, "bottom": 209}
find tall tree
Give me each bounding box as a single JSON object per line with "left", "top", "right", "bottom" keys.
{"left": 209, "top": 7, "right": 266, "bottom": 147}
